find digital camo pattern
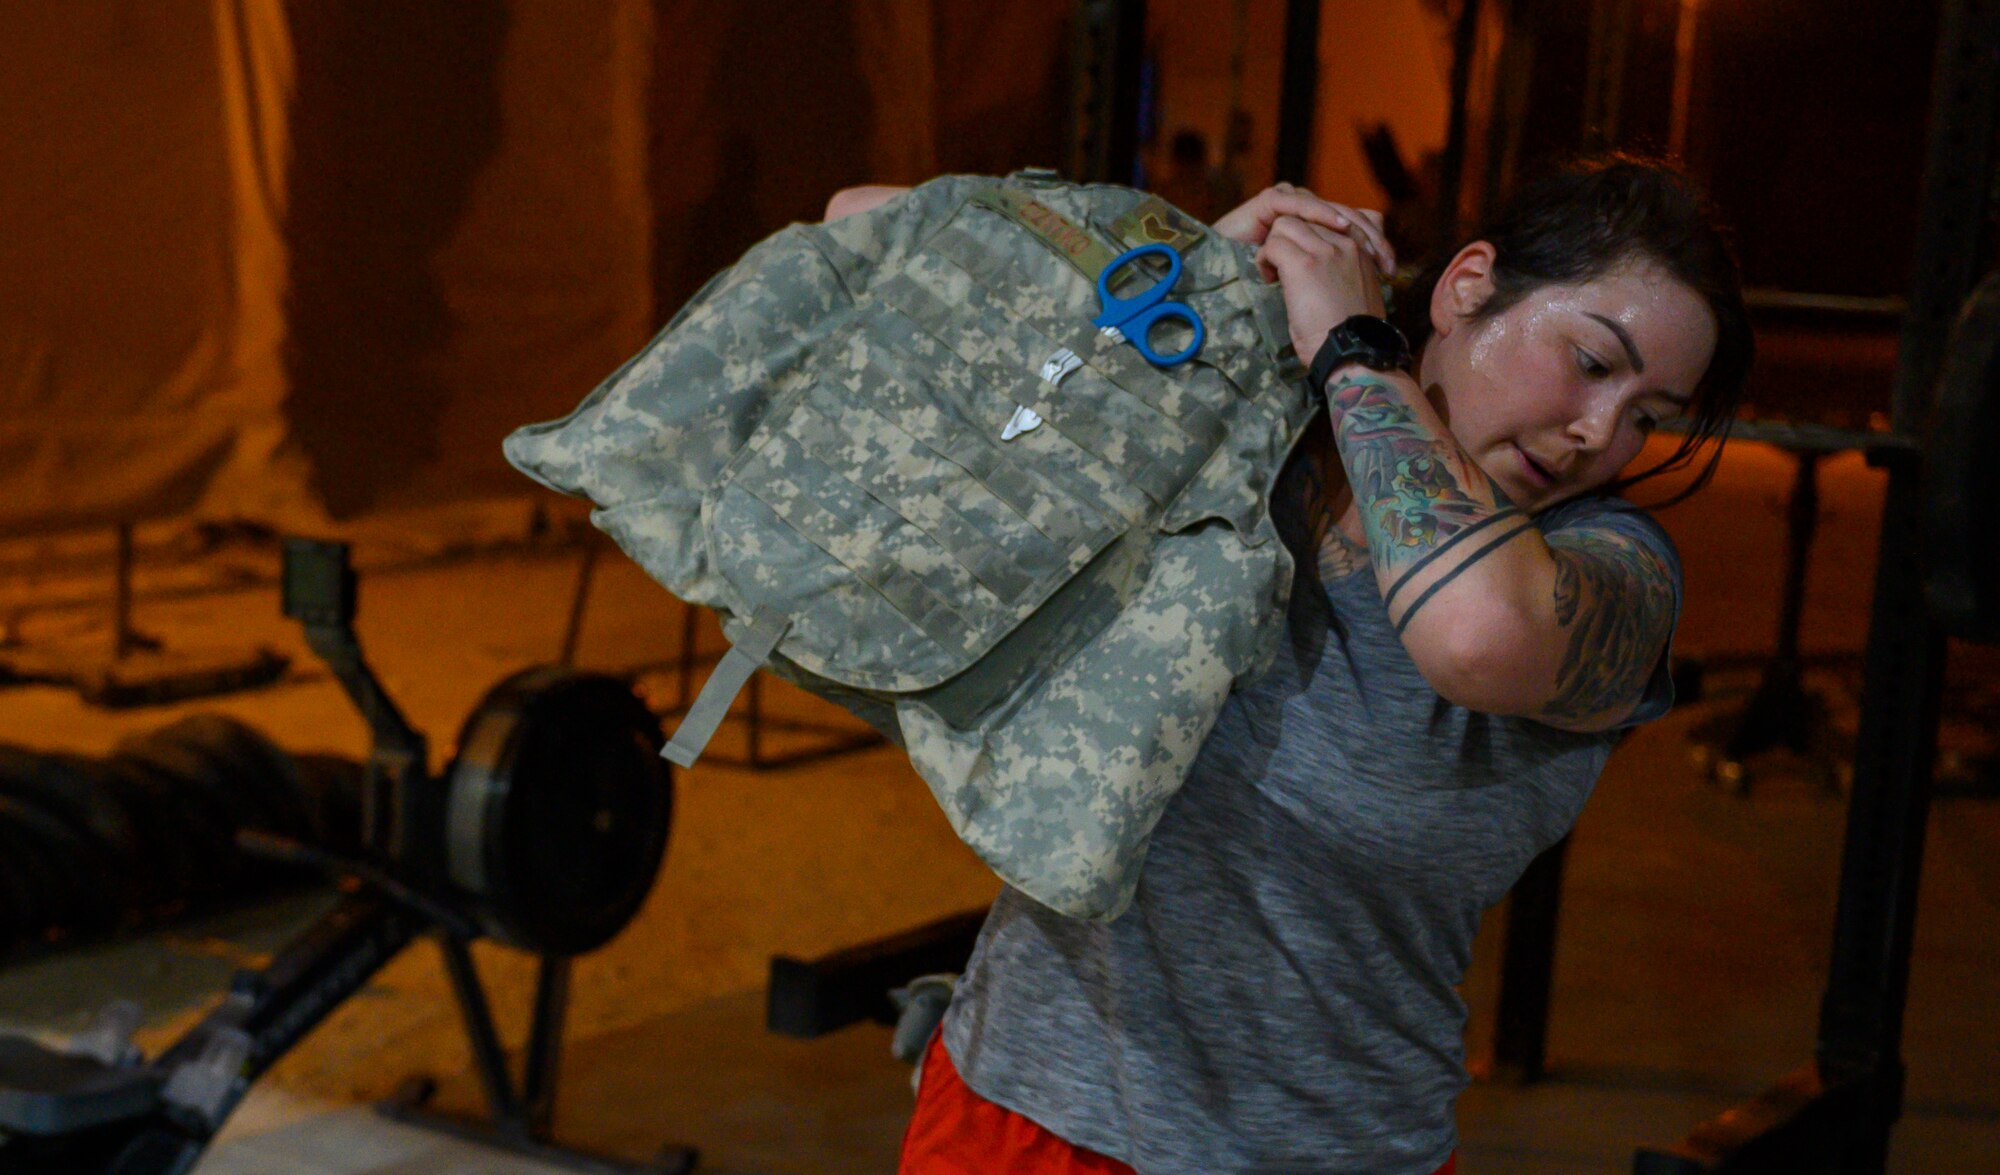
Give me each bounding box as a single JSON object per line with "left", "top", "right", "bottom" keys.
{"left": 504, "top": 172, "right": 1317, "bottom": 919}
{"left": 897, "top": 520, "right": 1290, "bottom": 918}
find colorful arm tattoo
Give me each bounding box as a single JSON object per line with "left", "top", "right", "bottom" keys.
{"left": 1541, "top": 528, "right": 1677, "bottom": 724}
{"left": 1324, "top": 372, "right": 1525, "bottom": 629}
{"left": 1321, "top": 371, "right": 1675, "bottom": 722}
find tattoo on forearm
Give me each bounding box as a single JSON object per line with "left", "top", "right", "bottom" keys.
{"left": 1544, "top": 530, "right": 1675, "bottom": 722}
{"left": 1323, "top": 373, "right": 1520, "bottom": 624}
{"left": 1325, "top": 374, "right": 1514, "bottom": 559}
{"left": 1313, "top": 513, "right": 1369, "bottom": 580}
{"left": 1381, "top": 507, "right": 1527, "bottom": 613}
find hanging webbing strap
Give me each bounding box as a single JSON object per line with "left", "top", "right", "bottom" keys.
{"left": 661, "top": 605, "right": 790, "bottom": 768}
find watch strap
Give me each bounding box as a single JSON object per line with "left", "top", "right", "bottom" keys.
{"left": 1307, "top": 315, "right": 1412, "bottom": 397}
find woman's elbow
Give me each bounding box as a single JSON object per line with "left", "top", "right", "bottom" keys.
{"left": 1406, "top": 610, "right": 1553, "bottom": 717}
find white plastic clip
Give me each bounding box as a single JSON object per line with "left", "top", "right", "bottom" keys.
{"left": 1005, "top": 348, "right": 1080, "bottom": 441}
{"left": 1039, "top": 347, "right": 1083, "bottom": 387}
{"left": 1001, "top": 405, "right": 1043, "bottom": 441}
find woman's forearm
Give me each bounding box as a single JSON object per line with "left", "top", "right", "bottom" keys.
{"left": 1323, "top": 369, "right": 1566, "bottom": 713}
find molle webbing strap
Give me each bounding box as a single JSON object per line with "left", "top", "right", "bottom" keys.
{"left": 736, "top": 436, "right": 983, "bottom": 654}
{"left": 970, "top": 186, "right": 1295, "bottom": 379}
{"left": 786, "top": 391, "right": 1043, "bottom": 603}
{"left": 968, "top": 187, "right": 1208, "bottom": 283}
{"left": 839, "top": 306, "right": 1112, "bottom": 558}
{"left": 873, "top": 266, "right": 1203, "bottom": 509}
{"left": 906, "top": 233, "right": 1230, "bottom": 455}
{"left": 1249, "top": 277, "right": 1306, "bottom": 381}
{"left": 809, "top": 225, "right": 871, "bottom": 299}
{"left": 663, "top": 605, "right": 789, "bottom": 767}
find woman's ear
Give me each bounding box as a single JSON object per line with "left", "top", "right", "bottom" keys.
{"left": 1429, "top": 241, "right": 1497, "bottom": 340}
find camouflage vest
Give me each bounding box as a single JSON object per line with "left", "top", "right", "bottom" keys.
{"left": 504, "top": 173, "right": 1317, "bottom": 919}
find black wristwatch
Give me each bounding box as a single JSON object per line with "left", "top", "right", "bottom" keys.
{"left": 1307, "top": 315, "right": 1413, "bottom": 398}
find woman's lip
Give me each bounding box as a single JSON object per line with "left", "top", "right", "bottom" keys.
{"left": 1515, "top": 445, "right": 1555, "bottom": 487}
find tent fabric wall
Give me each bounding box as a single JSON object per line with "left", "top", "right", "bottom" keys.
{"left": 1308, "top": 0, "right": 1455, "bottom": 214}
{"left": 0, "top": 0, "right": 656, "bottom": 530}
{"left": 281, "top": 0, "right": 654, "bottom": 516}
{"left": 415, "top": 0, "right": 656, "bottom": 507}
{"left": 648, "top": 1, "right": 885, "bottom": 318}
{"left": 0, "top": 0, "right": 1070, "bottom": 535}
{"left": 0, "top": 1, "right": 310, "bottom": 536}
{"left": 650, "top": 0, "right": 1071, "bottom": 318}
{"left": 202, "top": 0, "right": 317, "bottom": 528}
{"left": 932, "top": 1, "right": 1072, "bottom": 178}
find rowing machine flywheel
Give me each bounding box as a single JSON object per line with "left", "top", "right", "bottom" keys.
{"left": 442, "top": 667, "right": 672, "bottom": 956}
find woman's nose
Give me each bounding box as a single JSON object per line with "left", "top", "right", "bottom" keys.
{"left": 1566, "top": 396, "right": 1621, "bottom": 452}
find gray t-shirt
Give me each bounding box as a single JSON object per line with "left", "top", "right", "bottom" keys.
{"left": 941, "top": 490, "right": 1681, "bottom": 1174}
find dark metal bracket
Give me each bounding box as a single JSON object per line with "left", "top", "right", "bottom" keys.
{"left": 379, "top": 937, "right": 697, "bottom": 1175}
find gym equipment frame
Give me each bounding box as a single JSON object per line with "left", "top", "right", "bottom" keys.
{"left": 0, "top": 538, "right": 692, "bottom": 1175}
{"left": 1635, "top": 1, "right": 2000, "bottom": 1169}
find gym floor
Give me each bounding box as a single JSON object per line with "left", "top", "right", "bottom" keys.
{"left": 0, "top": 436, "right": 1995, "bottom": 1173}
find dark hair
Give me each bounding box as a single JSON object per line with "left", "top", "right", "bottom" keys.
{"left": 1389, "top": 154, "right": 1752, "bottom": 505}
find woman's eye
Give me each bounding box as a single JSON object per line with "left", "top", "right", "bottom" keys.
{"left": 1575, "top": 347, "right": 1611, "bottom": 378}
{"left": 1633, "top": 401, "right": 1682, "bottom": 435}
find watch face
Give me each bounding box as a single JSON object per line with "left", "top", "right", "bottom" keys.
{"left": 1322, "top": 315, "right": 1410, "bottom": 377}
{"left": 1342, "top": 315, "right": 1406, "bottom": 357}
{"left": 1310, "top": 316, "right": 1412, "bottom": 393}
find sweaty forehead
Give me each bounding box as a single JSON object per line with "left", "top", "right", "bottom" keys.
{"left": 1559, "top": 265, "right": 1716, "bottom": 389}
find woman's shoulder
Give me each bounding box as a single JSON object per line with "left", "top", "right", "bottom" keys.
{"left": 1534, "top": 492, "right": 1679, "bottom": 561}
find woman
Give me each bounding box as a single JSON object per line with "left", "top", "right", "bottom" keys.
{"left": 837, "top": 156, "right": 1750, "bottom": 1173}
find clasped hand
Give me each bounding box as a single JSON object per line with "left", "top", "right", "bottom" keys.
{"left": 1212, "top": 183, "right": 1394, "bottom": 363}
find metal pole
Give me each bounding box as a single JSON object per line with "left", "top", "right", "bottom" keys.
{"left": 1581, "top": 0, "right": 1637, "bottom": 151}
{"left": 1889, "top": 0, "right": 2000, "bottom": 435}
{"left": 1223, "top": 0, "right": 1250, "bottom": 180}
{"left": 1104, "top": 0, "right": 1147, "bottom": 185}
{"left": 437, "top": 933, "right": 531, "bottom": 1136}
{"left": 1491, "top": 833, "right": 1570, "bottom": 1082}
{"left": 558, "top": 536, "right": 601, "bottom": 668}
{"left": 1068, "top": 0, "right": 1148, "bottom": 184}
{"left": 1630, "top": 8, "right": 1999, "bottom": 1168}
{"left": 747, "top": 672, "right": 765, "bottom": 766}
{"left": 1434, "top": 0, "right": 1483, "bottom": 252}
{"left": 524, "top": 953, "right": 573, "bottom": 1137}
{"left": 1812, "top": 448, "right": 1945, "bottom": 1169}
{"left": 1666, "top": 0, "right": 1703, "bottom": 160}
{"left": 1813, "top": 0, "right": 2000, "bottom": 1162}
{"left": 1273, "top": 0, "right": 1319, "bottom": 185}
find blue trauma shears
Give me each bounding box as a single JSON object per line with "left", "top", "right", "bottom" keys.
{"left": 1091, "top": 243, "right": 1205, "bottom": 367}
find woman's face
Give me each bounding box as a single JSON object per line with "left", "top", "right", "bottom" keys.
{"left": 1418, "top": 245, "right": 1718, "bottom": 512}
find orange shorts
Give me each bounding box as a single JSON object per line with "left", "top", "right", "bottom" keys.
{"left": 899, "top": 1029, "right": 1135, "bottom": 1174}
{"left": 898, "top": 1030, "right": 1457, "bottom": 1175}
